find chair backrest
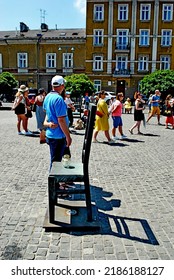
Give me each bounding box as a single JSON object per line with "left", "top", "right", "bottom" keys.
{"left": 82, "top": 103, "right": 96, "bottom": 174}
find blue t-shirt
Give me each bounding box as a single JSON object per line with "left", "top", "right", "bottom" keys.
{"left": 151, "top": 95, "right": 160, "bottom": 107}
{"left": 43, "top": 91, "right": 67, "bottom": 139}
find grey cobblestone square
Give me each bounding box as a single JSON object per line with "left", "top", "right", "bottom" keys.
{"left": 0, "top": 109, "right": 174, "bottom": 260}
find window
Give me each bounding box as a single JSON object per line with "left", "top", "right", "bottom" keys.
{"left": 116, "top": 55, "right": 128, "bottom": 71}
{"left": 63, "top": 53, "right": 73, "bottom": 68}
{"left": 94, "top": 4, "right": 104, "bottom": 21}
{"left": 116, "top": 29, "right": 129, "bottom": 49}
{"left": 93, "top": 55, "right": 103, "bottom": 71}
{"left": 93, "top": 29, "right": 104, "bottom": 46}
{"left": 17, "top": 53, "right": 28, "bottom": 68}
{"left": 140, "top": 4, "right": 151, "bottom": 21}
{"left": 160, "top": 56, "right": 170, "bottom": 70}
{"left": 46, "top": 53, "right": 56, "bottom": 68}
{"left": 94, "top": 80, "right": 101, "bottom": 92}
{"left": 139, "top": 30, "right": 150, "bottom": 46}
{"left": 161, "top": 30, "right": 172, "bottom": 46}
{"left": 162, "top": 4, "right": 173, "bottom": 21}
{"left": 0, "top": 54, "right": 2, "bottom": 72}
{"left": 138, "top": 55, "right": 149, "bottom": 71}
{"left": 118, "top": 4, "right": 128, "bottom": 20}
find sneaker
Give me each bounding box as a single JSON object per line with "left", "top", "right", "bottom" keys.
{"left": 108, "top": 139, "right": 115, "bottom": 144}
{"left": 112, "top": 136, "right": 119, "bottom": 140}
{"left": 23, "top": 130, "right": 33, "bottom": 136}
{"left": 120, "top": 134, "right": 127, "bottom": 140}
{"left": 92, "top": 139, "right": 99, "bottom": 143}
{"left": 18, "top": 132, "right": 24, "bottom": 135}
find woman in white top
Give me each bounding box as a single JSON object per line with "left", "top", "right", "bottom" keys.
{"left": 64, "top": 91, "right": 75, "bottom": 127}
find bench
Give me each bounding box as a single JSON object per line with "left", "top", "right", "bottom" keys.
{"left": 44, "top": 103, "right": 99, "bottom": 230}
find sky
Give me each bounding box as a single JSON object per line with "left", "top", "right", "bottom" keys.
{"left": 0, "top": 0, "right": 86, "bottom": 31}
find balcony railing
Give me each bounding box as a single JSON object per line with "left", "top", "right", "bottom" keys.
{"left": 115, "top": 44, "right": 130, "bottom": 50}
{"left": 113, "top": 69, "right": 131, "bottom": 76}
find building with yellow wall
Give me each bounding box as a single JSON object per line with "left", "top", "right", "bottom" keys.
{"left": 86, "top": 0, "right": 174, "bottom": 97}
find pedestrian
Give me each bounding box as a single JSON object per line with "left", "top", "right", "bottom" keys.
{"left": 34, "top": 88, "right": 47, "bottom": 143}
{"left": 84, "top": 92, "right": 90, "bottom": 109}
{"left": 146, "top": 89, "right": 161, "bottom": 125}
{"left": 108, "top": 92, "right": 127, "bottom": 140}
{"left": 128, "top": 92, "right": 145, "bottom": 135}
{"left": 164, "top": 94, "right": 174, "bottom": 129}
{"left": 64, "top": 91, "right": 75, "bottom": 127}
{"left": 92, "top": 90, "right": 114, "bottom": 144}
{"left": 12, "top": 85, "right": 32, "bottom": 135}
{"left": 123, "top": 97, "right": 132, "bottom": 114}
{"left": 43, "top": 75, "right": 72, "bottom": 171}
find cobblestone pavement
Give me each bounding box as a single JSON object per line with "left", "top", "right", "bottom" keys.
{"left": 0, "top": 109, "right": 174, "bottom": 260}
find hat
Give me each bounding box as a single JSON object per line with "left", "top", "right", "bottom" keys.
{"left": 51, "top": 75, "right": 66, "bottom": 87}
{"left": 19, "top": 84, "right": 29, "bottom": 93}
{"left": 66, "top": 91, "right": 71, "bottom": 95}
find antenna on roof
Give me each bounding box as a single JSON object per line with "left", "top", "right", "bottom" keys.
{"left": 40, "top": 9, "right": 46, "bottom": 24}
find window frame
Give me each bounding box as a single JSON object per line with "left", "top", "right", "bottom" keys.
{"left": 160, "top": 55, "right": 170, "bottom": 70}
{"left": 93, "top": 29, "right": 104, "bottom": 46}
{"left": 63, "top": 52, "right": 73, "bottom": 69}
{"left": 118, "top": 4, "right": 128, "bottom": 21}
{"left": 116, "top": 29, "right": 129, "bottom": 50}
{"left": 162, "top": 4, "right": 173, "bottom": 21}
{"left": 17, "top": 52, "right": 28, "bottom": 68}
{"left": 138, "top": 55, "right": 149, "bottom": 71}
{"left": 94, "top": 80, "right": 101, "bottom": 92}
{"left": 140, "top": 4, "right": 151, "bottom": 21}
{"left": 115, "top": 55, "right": 128, "bottom": 71}
{"left": 139, "top": 29, "right": 150, "bottom": 46}
{"left": 46, "top": 53, "right": 56, "bottom": 68}
{"left": 161, "top": 29, "right": 172, "bottom": 46}
{"left": 93, "top": 55, "right": 103, "bottom": 71}
{"left": 94, "top": 4, "right": 104, "bottom": 21}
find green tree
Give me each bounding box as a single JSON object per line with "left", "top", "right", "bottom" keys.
{"left": 0, "top": 72, "right": 18, "bottom": 95}
{"left": 65, "top": 74, "right": 96, "bottom": 98}
{"left": 139, "top": 70, "right": 174, "bottom": 97}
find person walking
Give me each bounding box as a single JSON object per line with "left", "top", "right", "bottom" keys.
{"left": 93, "top": 90, "right": 114, "bottom": 144}
{"left": 146, "top": 89, "right": 161, "bottom": 125}
{"left": 43, "top": 75, "right": 72, "bottom": 171}
{"left": 164, "top": 94, "right": 174, "bottom": 129}
{"left": 12, "top": 85, "right": 32, "bottom": 135}
{"left": 64, "top": 91, "right": 75, "bottom": 127}
{"left": 35, "top": 88, "right": 47, "bottom": 143}
{"left": 128, "top": 92, "right": 145, "bottom": 134}
{"left": 108, "top": 92, "right": 127, "bottom": 140}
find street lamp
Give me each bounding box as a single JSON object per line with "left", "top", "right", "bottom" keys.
{"left": 58, "top": 46, "right": 75, "bottom": 76}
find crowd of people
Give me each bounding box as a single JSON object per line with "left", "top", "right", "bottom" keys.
{"left": 12, "top": 76, "right": 174, "bottom": 176}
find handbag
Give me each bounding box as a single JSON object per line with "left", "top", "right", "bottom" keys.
{"left": 96, "top": 110, "right": 103, "bottom": 118}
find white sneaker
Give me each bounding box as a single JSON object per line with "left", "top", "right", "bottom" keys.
{"left": 112, "top": 136, "right": 119, "bottom": 140}
{"left": 108, "top": 139, "right": 115, "bottom": 144}
{"left": 120, "top": 134, "right": 127, "bottom": 140}
{"left": 24, "top": 130, "right": 33, "bottom": 136}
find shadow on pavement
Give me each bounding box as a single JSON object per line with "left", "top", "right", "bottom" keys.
{"left": 69, "top": 185, "right": 159, "bottom": 245}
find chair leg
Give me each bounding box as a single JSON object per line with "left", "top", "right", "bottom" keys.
{"left": 48, "top": 177, "right": 57, "bottom": 223}
{"left": 84, "top": 176, "right": 93, "bottom": 222}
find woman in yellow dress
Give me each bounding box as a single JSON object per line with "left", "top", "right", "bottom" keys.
{"left": 93, "top": 90, "right": 114, "bottom": 144}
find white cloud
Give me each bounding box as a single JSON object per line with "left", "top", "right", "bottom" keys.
{"left": 74, "top": 0, "right": 86, "bottom": 16}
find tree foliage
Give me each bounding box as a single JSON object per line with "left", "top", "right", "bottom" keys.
{"left": 65, "top": 74, "right": 96, "bottom": 97}
{"left": 139, "top": 70, "right": 174, "bottom": 96}
{"left": 0, "top": 72, "right": 18, "bottom": 94}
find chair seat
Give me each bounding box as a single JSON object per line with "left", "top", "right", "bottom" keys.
{"left": 49, "top": 161, "right": 84, "bottom": 182}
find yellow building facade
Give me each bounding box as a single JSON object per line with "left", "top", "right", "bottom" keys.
{"left": 0, "top": 25, "right": 86, "bottom": 92}
{"left": 86, "top": 0, "right": 174, "bottom": 97}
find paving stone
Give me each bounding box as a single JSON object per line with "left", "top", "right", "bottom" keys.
{"left": 0, "top": 110, "right": 174, "bottom": 260}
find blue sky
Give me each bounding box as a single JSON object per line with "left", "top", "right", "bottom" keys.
{"left": 0, "top": 0, "right": 86, "bottom": 31}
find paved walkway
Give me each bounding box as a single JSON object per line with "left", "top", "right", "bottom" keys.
{"left": 0, "top": 108, "right": 174, "bottom": 260}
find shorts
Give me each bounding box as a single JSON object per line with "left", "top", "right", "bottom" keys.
{"left": 151, "top": 106, "right": 160, "bottom": 115}
{"left": 112, "top": 116, "right": 123, "bottom": 128}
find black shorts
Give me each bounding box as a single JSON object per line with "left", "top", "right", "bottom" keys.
{"left": 15, "top": 103, "right": 25, "bottom": 115}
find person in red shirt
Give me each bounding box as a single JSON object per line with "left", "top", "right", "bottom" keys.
{"left": 109, "top": 92, "right": 127, "bottom": 140}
